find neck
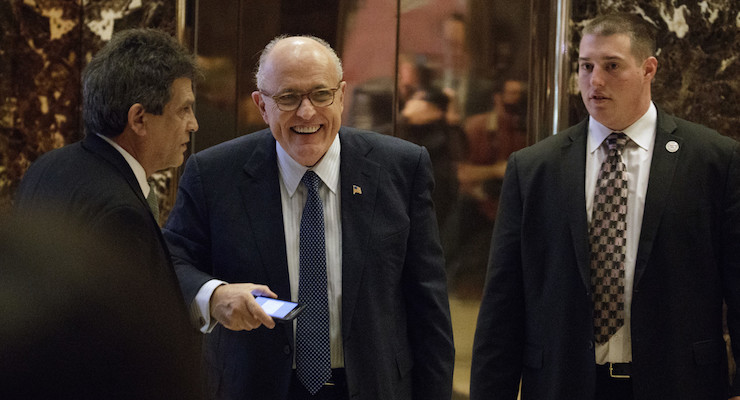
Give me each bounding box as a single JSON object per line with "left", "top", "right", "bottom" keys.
{"left": 111, "top": 130, "right": 152, "bottom": 178}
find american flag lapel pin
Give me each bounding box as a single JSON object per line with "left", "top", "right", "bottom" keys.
{"left": 352, "top": 184, "right": 362, "bottom": 195}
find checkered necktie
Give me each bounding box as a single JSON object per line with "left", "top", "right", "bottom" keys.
{"left": 590, "top": 132, "right": 628, "bottom": 344}
{"left": 296, "top": 171, "right": 331, "bottom": 394}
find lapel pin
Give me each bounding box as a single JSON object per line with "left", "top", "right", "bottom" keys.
{"left": 665, "top": 141, "right": 679, "bottom": 153}
{"left": 352, "top": 185, "right": 362, "bottom": 195}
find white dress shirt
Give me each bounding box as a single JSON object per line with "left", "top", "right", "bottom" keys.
{"left": 277, "top": 134, "right": 343, "bottom": 368}
{"left": 193, "top": 135, "right": 344, "bottom": 368}
{"left": 586, "top": 102, "right": 657, "bottom": 364}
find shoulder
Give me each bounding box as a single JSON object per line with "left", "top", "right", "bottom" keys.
{"left": 18, "top": 141, "right": 141, "bottom": 210}
{"left": 661, "top": 110, "right": 733, "bottom": 141}
{"left": 196, "top": 128, "right": 273, "bottom": 158}
{"left": 657, "top": 109, "right": 738, "bottom": 156}
{"left": 24, "top": 141, "right": 85, "bottom": 173}
{"left": 19, "top": 140, "right": 119, "bottom": 195}
{"left": 512, "top": 119, "right": 586, "bottom": 161}
{"left": 340, "top": 126, "right": 424, "bottom": 157}
{"left": 188, "top": 128, "right": 274, "bottom": 170}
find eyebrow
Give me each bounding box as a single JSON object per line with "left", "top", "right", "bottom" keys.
{"left": 578, "top": 55, "right": 624, "bottom": 62}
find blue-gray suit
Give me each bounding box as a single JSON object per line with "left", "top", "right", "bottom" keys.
{"left": 164, "top": 127, "right": 455, "bottom": 400}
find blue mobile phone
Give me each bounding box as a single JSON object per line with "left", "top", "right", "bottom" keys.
{"left": 255, "top": 296, "right": 306, "bottom": 321}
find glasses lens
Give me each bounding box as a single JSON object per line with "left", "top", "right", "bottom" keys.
{"left": 274, "top": 93, "right": 301, "bottom": 110}
{"left": 309, "top": 89, "right": 336, "bottom": 107}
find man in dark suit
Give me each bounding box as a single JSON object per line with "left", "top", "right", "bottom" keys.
{"left": 163, "top": 35, "right": 455, "bottom": 400}
{"left": 13, "top": 29, "right": 204, "bottom": 396}
{"left": 470, "top": 13, "right": 740, "bottom": 400}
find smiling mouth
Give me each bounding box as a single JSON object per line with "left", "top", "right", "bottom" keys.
{"left": 292, "top": 125, "right": 321, "bottom": 134}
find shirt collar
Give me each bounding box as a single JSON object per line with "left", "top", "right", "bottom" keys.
{"left": 276, "top": 133, "right": 341, "bottom": 197}
{"left": 588, "top": 102, "right": 657, "bottom": 154}
{"left": 96, "top": 133, "right": 150, "bottom": 197}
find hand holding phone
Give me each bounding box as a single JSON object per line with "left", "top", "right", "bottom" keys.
{"left": 255, "top": 296, "right": 306, "bottom": 322}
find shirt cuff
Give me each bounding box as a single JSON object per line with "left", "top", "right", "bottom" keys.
{"left": 192, "top": 279, "right": 227, "bottom": 334}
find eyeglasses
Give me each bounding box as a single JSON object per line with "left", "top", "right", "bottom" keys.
{"left": 260, "top": 83, "right": 342, "bottom": 111}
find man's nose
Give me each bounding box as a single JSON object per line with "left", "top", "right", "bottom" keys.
{"left": 295, "top": 96, "right": 317, "bottom": 119}
{"left": 189, "top": 114, "right": 199, "bottom": 133}
{"left": 590, "top": 66, "right": 606, "bottom": 87}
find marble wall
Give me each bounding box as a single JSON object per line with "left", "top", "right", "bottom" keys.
{"left": 3, "top": 0, "right": 737, "bottom": 215}
{"left": 568, "top": 0, "right": 739, "bottom": 141}
{"left": 0, "top": 0, "right": 176, "bottom": 215}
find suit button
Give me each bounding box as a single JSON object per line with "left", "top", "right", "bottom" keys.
{"left": 588, "top": 341, "right": 594, "bottom": 350}
{"left": 283, "top": 345, "right": 291, "bottom": 355}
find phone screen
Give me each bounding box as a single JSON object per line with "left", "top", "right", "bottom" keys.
{"left": 255, "top": 296, "right": 304, "bottom": 320}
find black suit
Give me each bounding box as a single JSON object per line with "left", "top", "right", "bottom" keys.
{"left": 163, "top": 127, "right": 455, "bottom": 400}
{"left": 471, "top": 108, "right": 740, "bottom": 399}
{"left": 13, "top": 133, "right": 201, "bottom": 398}
{"left": 15, "top": 134, "right": 177, "bottom": 291}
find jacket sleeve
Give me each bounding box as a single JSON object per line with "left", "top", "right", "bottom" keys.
{"left": 163, "top": 154, "right": 218, "bottom": 306}
{"left": 470, "top": 151, "right": 525, "bottom": 400}
{"left": 721, "top": 142, "right": 740, "bottom": 396}
{"left": 403, "top": 146, "right": 456, "bottom": 400}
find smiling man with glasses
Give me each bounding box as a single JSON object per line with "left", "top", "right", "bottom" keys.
{"left": 164, "top": 35, "right": 455, "bottom": 400}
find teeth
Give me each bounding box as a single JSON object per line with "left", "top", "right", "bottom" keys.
{"left": 293, "top": 125, "right": 320, "bottom": 133}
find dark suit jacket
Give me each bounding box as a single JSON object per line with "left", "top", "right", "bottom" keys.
{"left": 13, "top": 133, "right": 201, "bottom": 398}
{"left": 163, "top": 127, "right": 455, "bottom": 400}
{"left": 470, "top": 108, "right": 740, "bottom": 400}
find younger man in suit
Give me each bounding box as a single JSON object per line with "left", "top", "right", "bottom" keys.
{"left": 471, "top": 12, "right": 740, "bottom": 400}
{"left": 163, "top": 35, "right": 455, "bottom": 400}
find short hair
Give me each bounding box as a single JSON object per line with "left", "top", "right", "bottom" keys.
{"left": 254, "top": 35, "right": 343, "bottom": 90}
{"left": 582, "top": 13, "right": 657, "bottom": 62}
{"left": 82, "top": 28, "right": 199, "bottom": 138}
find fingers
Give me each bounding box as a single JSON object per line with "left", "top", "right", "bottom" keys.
{"left": 210, "top": 283, "right": 277, "bottom": 331}
{"left": 249, "top": 284, "right": 278, "bottom": 299}
{"left": 245, "top": 295, "right": 276, "bottom": 329}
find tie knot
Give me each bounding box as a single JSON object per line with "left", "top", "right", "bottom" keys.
{"left": 302, "top": 170, "right": 321, "bottom": 193}
{"left": 606, "top": 132, "right": 627, "bottom": 154}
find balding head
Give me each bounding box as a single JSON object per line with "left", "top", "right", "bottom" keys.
{"left": 255, "top": 35, "right": 343, "bottom": 91}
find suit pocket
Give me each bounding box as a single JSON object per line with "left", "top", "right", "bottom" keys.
{"left": 523, "top": 343, "right": 543, "bottom": 369}
{"left": 692, "top": 339, "right": 725, "bottom": 366}
{"left": 374, "top": 226, "right": 410, "bottom": 271}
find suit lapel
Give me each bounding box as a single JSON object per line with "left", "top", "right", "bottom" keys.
{"left": 338, "top": 130, "right": 381, "bottom": 338}
{"left": 238, "top": 134, "right": 291, "bottom": 302}
{"left": 634, "top": 111, "right": 680, "bottom": 288}
{"left": 560, "top": 120, "right": 592, "bottom": 290}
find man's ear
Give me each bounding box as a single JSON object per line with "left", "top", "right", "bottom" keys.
{"left": 643, "top": 56, "right": 658, "bottom": 82}
{"left": 127, "top": 103, "right": 147, "bottom": 137}
{"left": 251, "top": 91, "right": 269, "bottom": 124}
